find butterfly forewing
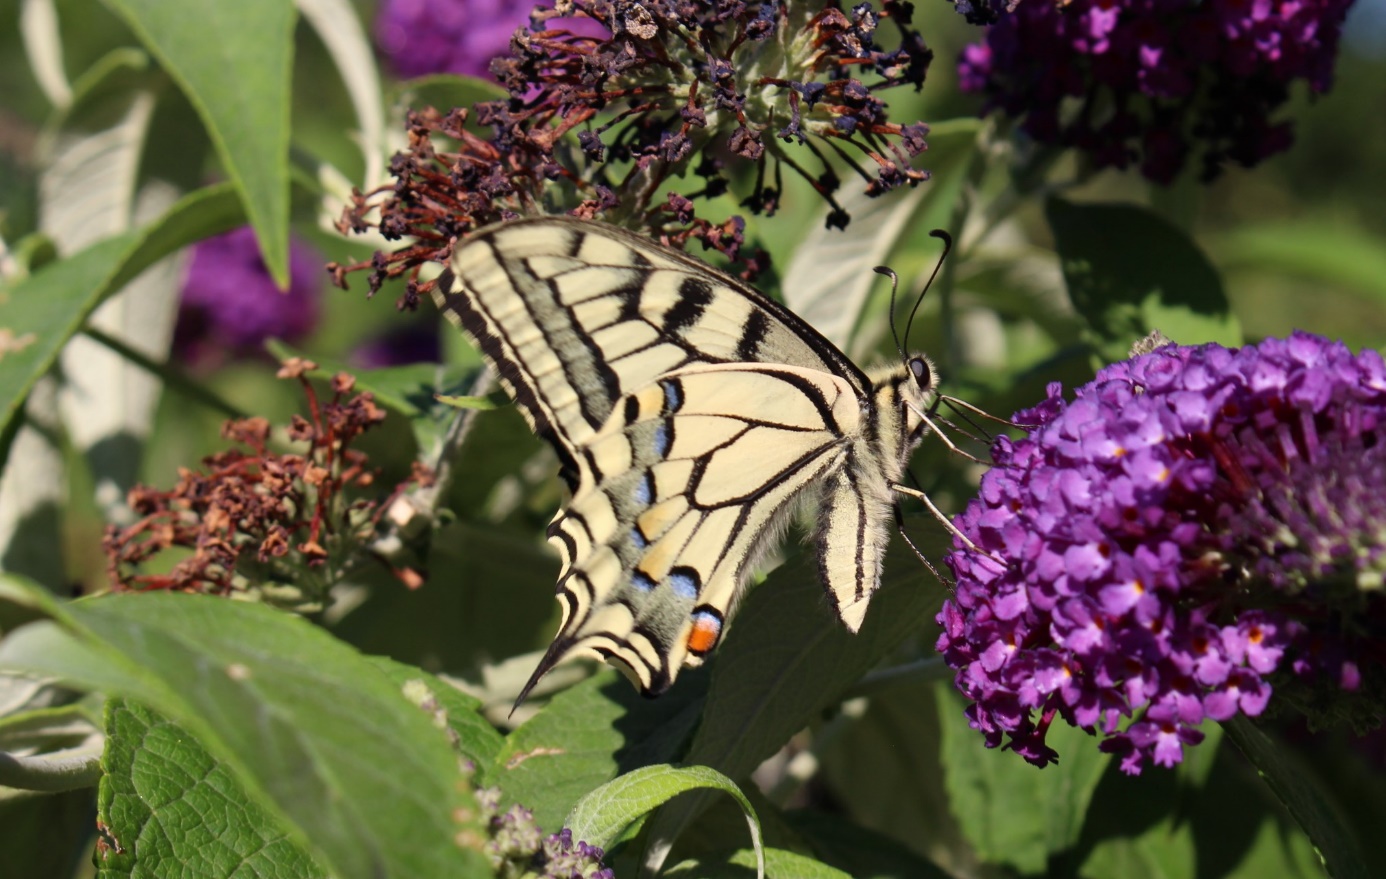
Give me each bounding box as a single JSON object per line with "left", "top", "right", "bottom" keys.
{"left": 435, "top": 220, "right": 870, "bottom": 453}
{"left": 432, "top": 218, "right": 933, "bottom": 701}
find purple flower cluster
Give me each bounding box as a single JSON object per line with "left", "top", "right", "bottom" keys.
{"left": 957, "top": 0, "right": 1355, "bottom": 182}
{"left": 174, "top": 227, "right": 322, "bottom": 368}
{"left": 375, "top": 0, "right": 533, "bottom": 78}
{"left": 939, "top": 333, "right": 1386, "bottom": 773}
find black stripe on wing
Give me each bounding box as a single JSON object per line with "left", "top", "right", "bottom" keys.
{"left": 435, "top": 267, "right": 583, "bottom": 489}
{"left": 470, "top": 217, "right": 873, "bottom": 394}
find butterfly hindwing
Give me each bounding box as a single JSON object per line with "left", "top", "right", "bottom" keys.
{"left": 535, "top": 363, "right": 863, "bottom": 696}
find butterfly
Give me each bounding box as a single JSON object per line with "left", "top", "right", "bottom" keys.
{"left": 432, "top": 217, "right": 944, "bottom": 702}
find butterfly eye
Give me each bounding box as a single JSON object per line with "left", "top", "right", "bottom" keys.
{"left": 909, "top": 356, "right": 933, "bottom": 391}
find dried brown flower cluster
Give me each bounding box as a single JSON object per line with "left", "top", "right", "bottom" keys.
{"left": 331, "top": 2, "right": 933, "bottom": 307}
{"left": 104, "top": 359, "right": 430, "bottom": 604}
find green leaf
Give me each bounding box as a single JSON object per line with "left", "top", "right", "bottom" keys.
{"left": 0, "top": 581, "right": 490, "bottom": 879}
{"left": 97, "top": 699, "right": 326, "bottom": 877}
{"left": 296, "top": 0, "right": 387, "bottom": 186}
{"left": 367, "top": 657, "right": 506, "bottom": 784}
{"left": 1045, "top": 197, "right": 1241, "bottom": 364}
{"left": 937, "top": 682, "right": 1109, "bottom": 874}
{"left": 568, "top": 763, "right": 763, "bottom": 878}
{"left": 0, "top": 789, "right": 95, "bottom": 879}
{"left": 815, "top": 677, "right": 969, "bottom": 875}
{"left": 489, "top": 670, "right": 705, "bottom": 833}
{"left": 1222, "top": 716, "right": 1368, "bottom": 879}
{"left": 640, "top": 539, "right": 944, "bottom": 870}
{"left": 1214, "top": 221, "right": 1386, "bottom": 307}
{"left": 1076, "top": 731, "right": 1325, "bottom": 879}
{"left": 0, "top": 183, "right": 243, "bottom": 456}
{"left": 103, "top": 0, "right": 295, "bottom": 283}
{"left": 785, "top": 810, "right": 953, "bottom": 879}
{"left": 666, "top": 847, "right": 853, "bottom": 879}
{"left": 688, "top": 540, "right": 943, "bottom": 780}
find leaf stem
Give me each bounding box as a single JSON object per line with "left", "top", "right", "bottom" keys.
{"left": 82, "top": 327, "right": 245, "bottom": 420}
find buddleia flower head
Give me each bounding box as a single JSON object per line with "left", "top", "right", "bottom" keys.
{"left": 175, "top": 227, "right": 322, "bottom": 368}
{"left": 374, "top": 0, "right": 540, "bottom": 79}
{"left": 335, "top": 1, "right": 934, "bottom": 303}
{"left": 938, "top": 333, "right": 1386, "bottom": 774}
{"left": 956, "top": 0, "right": 1354, "bottom": 182}
{"left": 102, "top": 361, "right": 430, "bottom": 606}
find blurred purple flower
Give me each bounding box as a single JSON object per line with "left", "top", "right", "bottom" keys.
{"left": 476, "top": 787, "right": 612, "bottom": 878}
{"left": 349, "top": 322, "right": 443, "bottom": 369}
{"left": 939, "top": 333, "right": 1386, "bottom": 774}
{"left": 174, "top": 227, "right": 322, "bottom": 367}
{"left": 957, "top": 0, "right": 1355, "bottom": 182}
{"left": 374, "top": 0, "right": 534, "bottom": 79}
{"left": 374, "top": 0, "right": 608, "bottom": 80}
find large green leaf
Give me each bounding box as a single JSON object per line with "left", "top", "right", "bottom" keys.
{"left": 1045, "top": 198, "right": 1241, "bottom": 363}
{"left": 489, "top": 670, "right": 705, "bottom": 833}
{"left": 1075, "top": 726, "right": 1327, "bottom": 879}
{"left": 0, "top": 577, "right": 490, "bottom": 879}
{"left": 0, "top": 789, "right": 94, "bottom": 878}
{"left": 666, "top": 848, "right": 853, "bottom": 879}
{"left": 97, "top": 699, "right": 326, "bottom": 878}
{"left": 687, "top": 540, "right": 943, "bottom": 780}
{"left": 937, "top": 682, "right": 1109, "bottom": 874}
{"left": 0, "top": 184, "right": 242, "bottom": 458}
{"left": 785, "top": 810, "right": 952, "bottom": 879}
{"left": 103, "top": 0, "right": 294, "bottom": 283}
{"left": 1222, "top": 717, "right": 1367, "bottom": 879}
{"left": 640, "top": 539, "right": 944, "bottom": 870}
{"left": 368, "top": 657, "right": 506, "bottom": 784}
{"left": 567, "top": 763, "right": 763, "bottom": 876}
{"left": 816, "top": 676, "right": 970, "bottom": 874}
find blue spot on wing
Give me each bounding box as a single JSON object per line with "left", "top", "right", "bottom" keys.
{"left": 631, "top": 571, "right": 656, "bottom": 592}
{"left": 654, "top": 422, "right": 671, "bottom": 457}
{"left": 629, "top": 528, "right": 648, "bottom": 550}
{"left": 669, "top": 567, "right": 699, "bottom": 600}
{"left": 633, "top": 472, "right": 654, "bottom": 506}
{"left": 661, "top": 379, "right": 683, "bottom": 413}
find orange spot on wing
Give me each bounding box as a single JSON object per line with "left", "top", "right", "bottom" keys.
{"left": 686, "top": 615, "right": 722, "bottom": 655}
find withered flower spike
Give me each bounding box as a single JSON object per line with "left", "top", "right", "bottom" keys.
{"left": 336, "top": 1, "right": 933, "bottom": 293}
{"left": 104, "top": 365, "right": 431, "bottom": 605}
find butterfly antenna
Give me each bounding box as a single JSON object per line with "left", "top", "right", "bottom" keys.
{"left": 902, "top": 230, "right": 953, "bottom": 350}
{"left": 874, "top": 266, "right": 906, "bottom": 361}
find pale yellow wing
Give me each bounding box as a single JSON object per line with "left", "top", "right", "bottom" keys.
{"left": 524, "top": 362, "right": 863, "bottom": 698}
{"left": 432, "top": 218, "right": 871, "bottom": 488}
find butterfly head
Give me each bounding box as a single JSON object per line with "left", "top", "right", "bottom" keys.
{"left": 904, "top": 350, "right": 938, "bottom": 410}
